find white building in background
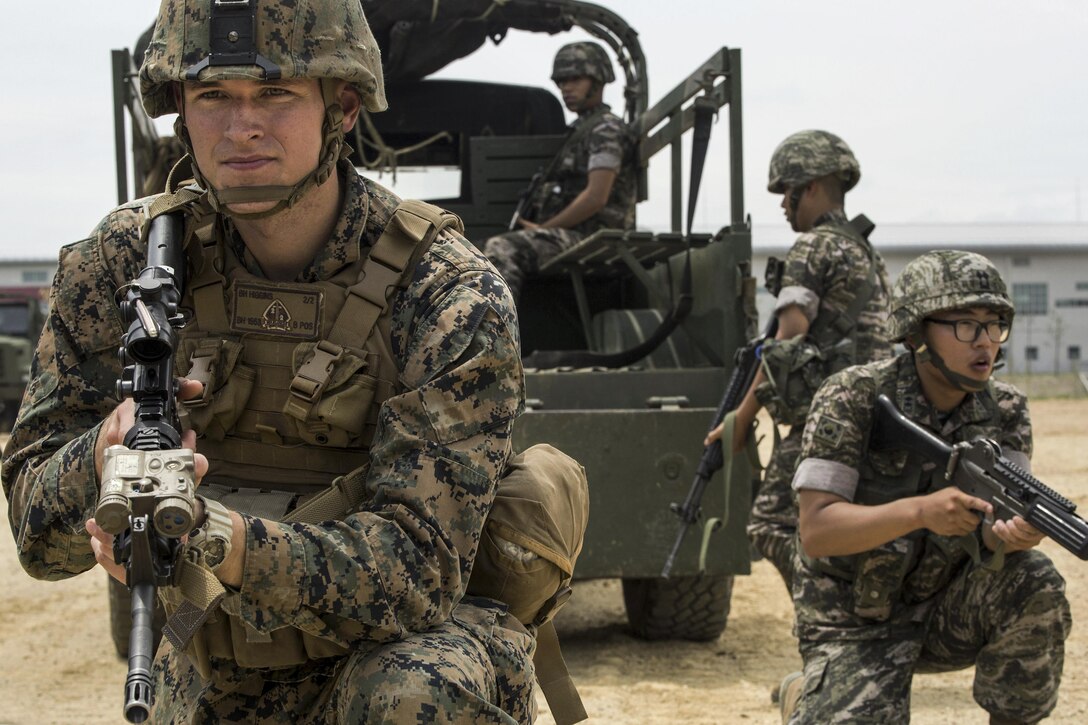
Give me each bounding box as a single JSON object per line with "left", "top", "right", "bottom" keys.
{"left": 0, "top": 258, "right": 55, "bottom": 305}
{"left": 752, "top": 223, "right": 1088, "bottom": 374}
{"left": 3, "top": 224, "right": 1088, "bottom": 374}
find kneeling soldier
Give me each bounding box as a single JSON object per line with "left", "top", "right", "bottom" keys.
{"left": 785, "top": 251, "right": 1072, "bottom": 724}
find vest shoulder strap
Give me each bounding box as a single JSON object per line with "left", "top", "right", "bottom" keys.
{"left": 808, "top": 218, "right": 879, "bottom": 346}
{"left": 284, "top": 200, "right": 463, "bottom": 426}
{"left": 327, "top": 199, "right": 463, "bottom": 351}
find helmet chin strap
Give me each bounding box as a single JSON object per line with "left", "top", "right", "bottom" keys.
{"left": 912, "top": 337, "right": 989, "bottom": 394}
{"left": 176, "top": 79, "right": 350, "bottom": 221}
{"left": 786, "top": 185, "right": 804, "bottom": 230}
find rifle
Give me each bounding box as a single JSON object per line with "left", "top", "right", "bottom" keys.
{"left": 870, "top": 394, "right": 1088, "bottom": 560}
{"left": 95, "top": 211, "right": 194, "bottom": 723}
{"left": 508, "top": 169, "right": 545, "bottom": 231}
{"left": 661, "top": 316, "right": 779, "bottom": 577}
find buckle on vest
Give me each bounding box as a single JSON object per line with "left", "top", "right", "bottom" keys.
{"left": 290, "top": 340, "right": 344, "bottom": 404}
{"left": 533, "top": 583, "right": 573, "bottom": 627}
{"left": 185, "top": 350, "right": 217, "bottom": 407}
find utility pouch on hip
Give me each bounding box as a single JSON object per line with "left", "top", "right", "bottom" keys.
{"left": 850, "top": 537, "right": 916, "bottom": 620}
{"left": 755, "top": 335, "right": 826, "bottom": 427}
{"left": 466, "top": 444, "right": 590, "bottom": 725}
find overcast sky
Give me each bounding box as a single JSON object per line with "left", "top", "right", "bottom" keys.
{"left": 1, "top": 0, "right": 1085, "bottom": 260}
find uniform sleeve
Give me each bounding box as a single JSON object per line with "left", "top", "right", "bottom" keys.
{"left": 792, "top": 369, "right": 878, "bottom": 501}
{"left": 777, "top": 232, "right": 829, "bottom": 322}
{"left": 1, "top": 216, "right": 136, "bottom": 580}
{"left": 234, "top": 240, "right": 525, "bottom": 644}
{"left": 586, "top": 117, "right": 626, "bottom": 173}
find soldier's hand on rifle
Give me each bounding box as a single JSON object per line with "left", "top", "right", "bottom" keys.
{"left": 918, "top": 486, "right": 993, "bottom": 537}
{"left": 703, "top": 422, "right": 724, "bottom": 448}
{"left": 703, "top": 411, "right": 753, "bottom": 453}
{"left": 93, "top": 378, "right": 206, "bottom": 480}
{"left": 86, "top": 519, "right": 127, "bottom": 583}
{"left": 88, "top": 378, "right": 209, "bottom": 583}
{"left": 988, "top": 516, "right": 1046, "bottom": 553}
{"left": 516, "top": 217, "right": 541, "bottom": 230}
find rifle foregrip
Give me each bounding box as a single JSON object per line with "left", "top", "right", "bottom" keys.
{"left": 994, "top": 457, "right": 1077, "bottom": 512}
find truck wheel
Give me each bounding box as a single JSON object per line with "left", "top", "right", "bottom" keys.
{"left": 108, "top": 575, "right": 167, "bottom": 659}
{"left": 621, "top": 574, "right": 733, "bottom": 641}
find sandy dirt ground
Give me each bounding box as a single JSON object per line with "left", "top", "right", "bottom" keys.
{"left": 2, "top": 400, "right": 1087, "bottom": 724}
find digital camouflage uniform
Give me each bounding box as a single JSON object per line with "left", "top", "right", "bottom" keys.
{"left": 1, "top": 165, "right": 537, "bottom": 724}
{"left": 750, "top": 207, "right": 893, "bottom": 591}
{"left": 1, "top": 0, "right": 539, "bottom": 717}
{"left": 483, "top": 42, "right": 637, "bottom": 301}
{"left": 788, "top": 354, "right": 1071, "bottom": 723}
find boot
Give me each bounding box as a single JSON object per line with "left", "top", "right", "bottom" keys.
{"left": 777, "top": 670, "right": 803, "bottom": 724}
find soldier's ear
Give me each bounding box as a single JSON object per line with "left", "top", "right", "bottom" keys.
{"left": 338, "top": 82, "right": 362, "bottom": 134}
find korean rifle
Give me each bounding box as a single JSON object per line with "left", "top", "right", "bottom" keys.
{"left": 871, "top": 393, "right": 1088, "bottom": 560}
{"left": 661, "top": 316, "right": 779, "bottom": 577}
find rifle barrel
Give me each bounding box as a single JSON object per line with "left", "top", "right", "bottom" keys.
{"left": 123, "top": 582, "right": 156, "bottom": 723}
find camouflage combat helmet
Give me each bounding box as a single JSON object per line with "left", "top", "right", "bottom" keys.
{"left": 139, "top": 0, "right": 386, "bottom": 217}
{"left": 888, "top": 250, "right": 1014, "bottom": 344}
{"left": 767, "top": 130, "right": 861, "bottom": 194}
{"left": 551, "top": 42, "right": 615, "bottom": 84}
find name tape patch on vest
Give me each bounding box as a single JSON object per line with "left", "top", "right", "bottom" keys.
{"left": 813, "top": 414, "right": 847, "bottom": 448}
{"left": 232, "top": 283, "right": 322, "bottom": 339}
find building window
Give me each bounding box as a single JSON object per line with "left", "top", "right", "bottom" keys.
{"left": 1012, "top": 256, "right": 1031, "bottom": 267}
{"left": 1077, "top": 282, "right": 1088, "bottom": 291}
{"left": 1056, "top": 298, "right": 1088, "bottom": 308}
{"left": 1070, "top": 346, "right": 1082, "bottom": 362}
{"left": 1025, "top": 346, "right": 1039, "bottom": 361}
{"left": 1012, "top": 283, "right": 1048, "bottom": 316}
{"left": 20, "top": 270, "right": 48, "bottom": 283}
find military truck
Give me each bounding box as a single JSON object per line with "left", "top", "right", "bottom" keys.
{"left": 108, "top": 0, "right": 757, "bottom": 653}
{"left": 0, "top": 295, "right": 46, "bottom": 432}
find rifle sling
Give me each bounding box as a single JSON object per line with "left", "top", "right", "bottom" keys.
{"left": 697, "top": 410, "right": 760, "bottom": 572}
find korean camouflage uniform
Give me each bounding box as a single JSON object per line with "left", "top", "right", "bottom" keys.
{"left": 789, "top": 353, "right": 1071, "bottom": 723}
{"left": 751, "top": 208, "right": 892, "bottom": 591}
{"left": 0, "top": 165, "right": 537, "bottom": 724}
{"left": 483, "top": 103, "right": 637, "bottom": 301}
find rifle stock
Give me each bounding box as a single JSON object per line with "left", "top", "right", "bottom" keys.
{"left": 508, "top": 170, "right": 544, "bottom": 231}
{"left": 871, "top": 394, "right": 1088, "bottom": 561}
{"left": 661, "top": 317, "right": 779, "bottom": 577}
{"left": 95, "top": 211, "right": 194, "bottom": 723}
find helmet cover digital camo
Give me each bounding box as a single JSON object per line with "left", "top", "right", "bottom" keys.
{"left": 551, "top": 41, "right": 615, "bottom": 84}
{"left": 888, "top": 250, "right": 1015, "bottom": 343}
{"left": 767, "top": 129, "right": 861, "bottom": 194}
{"left": 140, "top": 0, "right": 387, "bottom": 119}
{"left": 138, "top": 0, "right": 386, "bottom": 216}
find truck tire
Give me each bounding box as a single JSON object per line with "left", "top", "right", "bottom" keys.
{"left": 108, "top": 575, "right": 167, "bottom": 659}
{"left": 621, "top": 574, "right": 733, "bottom": 641}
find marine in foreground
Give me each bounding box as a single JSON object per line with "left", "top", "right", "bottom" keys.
{"left": 1, "top": 0, "right": 537, "bottom": 722}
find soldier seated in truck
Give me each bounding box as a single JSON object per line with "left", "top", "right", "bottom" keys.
{"left": 482, "top": 41, "right": 637, "bottom": 302}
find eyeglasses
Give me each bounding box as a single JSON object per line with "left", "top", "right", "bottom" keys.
{"left": 924, "top": 318, "right": 1011, "bottom": 343}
